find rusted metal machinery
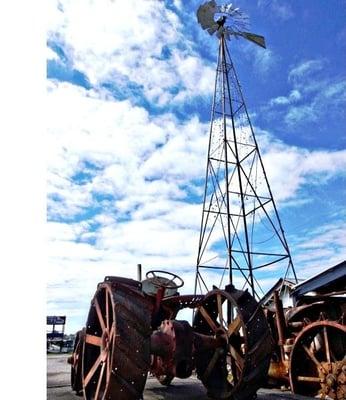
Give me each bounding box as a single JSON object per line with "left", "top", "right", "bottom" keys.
{"left": 266, "top": 272, "right": 346, "bottom": 400}
{"left": 68, "top": 268, "right": 346, "bottom": 400}
{"left": 68, "top": 270, "right": 272, "bottom": 399}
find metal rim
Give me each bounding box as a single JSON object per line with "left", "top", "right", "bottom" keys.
{"left": 70, "top": 328, "right": 85, "bottom": 394}
{"left": 289, "top": 320, "right": 346, "bottom": 400}
{"left": 82, "top": 283, "right": 116, "bottom": 400}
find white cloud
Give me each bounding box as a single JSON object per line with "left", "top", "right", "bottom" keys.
{"left": 288, "top": 59, "right": 325, "bottom": 83}
{"left": 264, "top": 57, "right": 345, "bottom": 126}
{"left": 244, "top": 43, "right": 277, "bottom": 76}
{"left": 47, "top": 80, "right": 213, "bottom": 222}
{"left": 297, "top": 222, "right": 346, "bottom": 250}
{"left": 47, "top": 80, "right": 346, "bottom": 227}
{"left": 283, "top": 78, "right": 346, "bottom": 126}
{"left": 257, "top": 0, "right": 294, "bottom": 21}
{"left": 47, "top": 80, "right": 169, "bottom": 166}
{"left": 172, "top": 51, "right": 215, "bottom": 101}
{"left": 293, "top": 220, "right": 346, "bottom": 278}
{"left": 254, "top": 128, "right": 346, "bottom": 202}
{"left": 284, "top": 104, "right": 316, "bottom": 126}
{"left": 47, "top": 0, "right": 214, "bottom": 105}
{"left": 269, "top": 89, "right": 301, "bottom": 106}
{"left": 323, "top": 80, "right": 346, "bottom": 102}
{"left": 173, "top": 0, "right": 183, "bottom": 11}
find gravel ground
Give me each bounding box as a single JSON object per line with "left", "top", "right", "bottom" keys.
{"left": 47, "top": 354, "right": 313, "bottom": 400}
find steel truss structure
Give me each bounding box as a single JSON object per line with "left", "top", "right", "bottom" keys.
{"left": 195, "top": 34, "right": 297, "bottom": 299}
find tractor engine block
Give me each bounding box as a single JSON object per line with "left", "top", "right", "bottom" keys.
{"left": 150, "top": 320, "right": 194, "bottom": 379}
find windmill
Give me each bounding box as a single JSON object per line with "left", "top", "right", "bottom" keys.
{"left": 195, "top": 1, "right": 298, "bottom": 300}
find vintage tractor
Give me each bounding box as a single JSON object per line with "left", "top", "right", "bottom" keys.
{"left": 68, "top": 270, "right": 272, "bottom": 399}
{"left": 68, "top": 270, "right": 346, "bottom": 400}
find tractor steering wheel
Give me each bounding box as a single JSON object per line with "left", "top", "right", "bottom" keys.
{"left": 146, "top": 270, "right": 184, "bottom": 289}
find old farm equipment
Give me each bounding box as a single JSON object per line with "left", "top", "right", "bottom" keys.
{"left": 68, "top": 267, "right": 346, "bottom": 399}
{"left": 68, "top": 272, "right": 271, "bottom": 399}
{"left": 68, "top": 1, "right": 345, "bottom": 399}
{"left": 265, "top": 262, "right": 346, "bottom": 399}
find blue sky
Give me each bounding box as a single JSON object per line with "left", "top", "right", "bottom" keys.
{"left": 47, "top": 0, "right": 346, "bottom": 333}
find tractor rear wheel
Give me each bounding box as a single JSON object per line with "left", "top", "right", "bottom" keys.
{"left": 82, "top": 280, "right": 152, "bottom": 400}
{"left": 193, "top": 286, "right": 272, "bottom": 400}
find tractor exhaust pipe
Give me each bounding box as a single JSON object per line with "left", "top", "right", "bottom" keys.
{"left": 137, "top": 263, "right": 142, "bottom": 281}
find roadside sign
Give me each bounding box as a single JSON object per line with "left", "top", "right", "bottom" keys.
{"left": 47, "top": 316, "right": 66, "bottom": 325}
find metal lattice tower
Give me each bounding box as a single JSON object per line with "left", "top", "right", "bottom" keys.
{"left": 195, "top": 3, "right": 297, "bottom": 300}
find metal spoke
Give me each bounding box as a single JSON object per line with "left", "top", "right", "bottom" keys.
{"left": 166, "top": 278, "right": 175, "bottom": 287}
{"left": 203, "top": 348, "right": 223, "bottom": 380}
{"left": 85, "top": 334, "right": 102, "bottom": 347}
{"left": 94, "top": 297, "right": 106, "bottom": 332}
{"left": 302, "top": 345, "right": 326, "bottom": 373}
{"left": 84, "top": 353, "right": 103, "bottom": 387}
{"left": 228, "top": 316, "right": 241, "bottom": 336}
{"left": 297, "top": 376, "right": 321, "bottom": 383}
{"left": 106, "top": 290, "right": 109, "bottom": 330}
{"left": 323, "top": 327, "right": 331, "bottom": 364}
{"left": 94, "top": 361, "right": 106, "bottom": 399}
{"left": 217, "top": 294, "right": 225, "bottom": 328}
{"left": 229, "top": 345, "right": 244, "bottom": 370}
{"left": 109, "top": 324, "right": 115, "bottom": 341}
{"left": 199, "top": 306, "right": 218, "bottom": 332}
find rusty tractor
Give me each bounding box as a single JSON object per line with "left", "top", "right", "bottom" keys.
{"left": 68, "top": 270, "right": 272, "bottom": 399}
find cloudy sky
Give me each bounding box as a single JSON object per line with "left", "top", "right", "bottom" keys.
{"left": 47, "top": 0, "right": 346, "bottom": 333}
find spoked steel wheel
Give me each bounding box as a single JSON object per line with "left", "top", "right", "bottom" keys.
{"left": 289, "top": 320, "right": 346, "bottom": 400}
{"left": 193, "top": 286, "right": 272, "bottom": 400}
{"left": 82, "top": 281, "right": 151, "bottom": 400}
{"left": 69, "top": 328, "right": 85, "bottom": 395}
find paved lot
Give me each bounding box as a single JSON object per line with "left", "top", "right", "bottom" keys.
{"left": 47, "top": 354, "right": 312, "bottom": 400}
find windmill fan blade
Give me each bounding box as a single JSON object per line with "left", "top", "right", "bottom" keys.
{"left": 197, "top": 0, "right": 221, "bottom": 30}
{"left": 196, "top": 1, "right": 265, "bottom": 47}
{"left": 241, "top": 32, "right": 266, "bottom": 48}
{"left": 207, "top": 24, "right": 219, "bottom": 35}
